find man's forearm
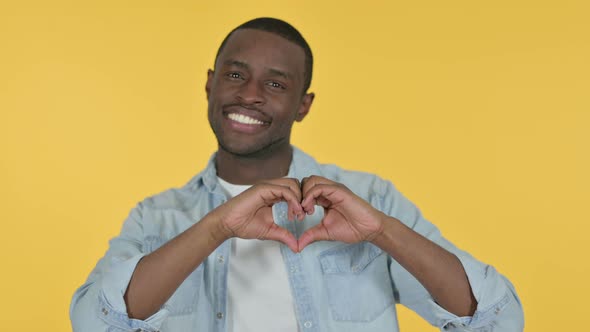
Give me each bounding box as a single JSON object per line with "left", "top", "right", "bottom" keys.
{"left": 371, "top": 215, "right": 477, "bottom": 317}
{"left": 124, "top": 213, "right": 227, "bottom": 320}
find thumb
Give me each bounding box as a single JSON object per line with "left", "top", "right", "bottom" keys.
{"left": 264, "top": 224, "right": 299, "bottom": 253}
{"left": 298, "top": 225, "right": 330, "bottom": 252}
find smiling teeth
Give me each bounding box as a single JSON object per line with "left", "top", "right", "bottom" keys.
{"left": 228, "top": 113, "right": 264, "bottom": 125}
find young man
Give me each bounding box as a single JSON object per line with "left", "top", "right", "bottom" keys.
{"left": 71, "top": 18, "right": 524, "bottom": 331}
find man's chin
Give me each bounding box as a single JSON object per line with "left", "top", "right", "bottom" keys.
{"left": 218, "top": 141, "right": 266, "bottom": 158}
{"left": 217, "top": 139, "right": 288, "bottom": 159}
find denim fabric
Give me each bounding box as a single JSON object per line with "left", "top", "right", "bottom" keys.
{"left": 70, "top": 147, "right": 524, "bottom": 332}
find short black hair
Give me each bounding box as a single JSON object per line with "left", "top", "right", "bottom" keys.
{"left": 214, "top": 17, "right": 313, "bottom": 94}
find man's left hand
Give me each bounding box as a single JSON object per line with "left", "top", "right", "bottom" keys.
{"left": 298, "top": 175, "right": 387, "bottom": 251}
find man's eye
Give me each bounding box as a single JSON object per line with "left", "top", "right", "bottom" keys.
{"left": 227, "top": 72, "right": 242, "bottom": 79}
{"left": 267, "top": 81, "right": 285, "bottom": 89}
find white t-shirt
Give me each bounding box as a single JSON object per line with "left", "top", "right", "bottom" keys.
{"left": 217, "top": 177, "right": 299, "bottom": 332}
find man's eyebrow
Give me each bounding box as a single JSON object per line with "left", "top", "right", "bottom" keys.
{"left": 223, "top": 59, "right": 292, "bottom": 80}
{"left": 267, "top": 68, "right": 292, "bottom": 80}
{"left": 223, "top": 59, "right": 249, "bottom": 69}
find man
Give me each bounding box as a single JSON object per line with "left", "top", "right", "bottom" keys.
{"left": 70, "top": 17, "right": 524, "bottom": 331}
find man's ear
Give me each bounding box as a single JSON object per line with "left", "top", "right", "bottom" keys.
{"left": 205, "top": 69, "right": 214, "bottom": 99}
{"left": 295, "top": 92, "right": 315, "bottom": 122}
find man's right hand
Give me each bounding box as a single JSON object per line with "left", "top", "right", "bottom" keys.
{"left": 209, "top": 178, "right": 304, "bottom": 252}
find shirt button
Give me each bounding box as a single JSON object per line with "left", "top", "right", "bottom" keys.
{"left": 303, "top": 321, "right": 312, "bottom": 328}
{"left": 217, "top": 255, "right": 224, "bottom": 263}
{"left": 290, "top": 266, "right": 298, "bottom": 273}
{"left": 216, "top": 312, "right": 224, "bottom": 319}
{"left": 101, "top": 308, "right": 108, "bottom": 315}
{"left": 351, "top": 265, "right": 360, "bottom": 273}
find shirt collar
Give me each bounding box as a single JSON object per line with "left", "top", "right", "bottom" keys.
{"left": 186, "top": 146, "right": 323, "bottom": 194}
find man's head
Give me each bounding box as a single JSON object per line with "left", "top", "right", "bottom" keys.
{"left": 206, "top": 18, "right": 315, "bottom": 157}
{"left": 214, "top": 18, "right": 313, "bottom": 94}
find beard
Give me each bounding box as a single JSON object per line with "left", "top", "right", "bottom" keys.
{"left": 214, "top": 130, "right": 290, "bottom": 159}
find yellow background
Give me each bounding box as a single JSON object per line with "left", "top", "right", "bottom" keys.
{"left": 1, "top": 1, "right": 588, "bottom": 331}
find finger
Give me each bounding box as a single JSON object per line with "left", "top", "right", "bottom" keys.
{"left": 263, "top": 178, "right": 302, "bottom": 203}
{"left": 301, "top": 176, "right": 338, "bottom": 214}
{"left": 301, "top": 175, "right": 335, "bottom": 198}
{"left": 264, "top": 224, "right": 299, "bottom": 253}
{"left": 300, "top": 176, "right": 309, "bottom": 191}
{"left": 298, "top": 224, "right": 330, "bottom": 252}
{"left": 301, "top": 184, "right": 341, "bottom": 213}
{"left": 261, "top": 179, "right": 303, "bottom": 220}
{"left": 282, "top": 178, "right": 305, "bottom": 220}
{"left": 257, "top": 185, "right": 304, "bottom": 221}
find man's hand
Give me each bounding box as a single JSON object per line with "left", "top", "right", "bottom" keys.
{"left": 210, "top": 178, "right": 304, "bottom": 253}
{"left": 298, "top": 175, "right": 386, "bottom": 251}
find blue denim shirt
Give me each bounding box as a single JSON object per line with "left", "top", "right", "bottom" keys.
{"left": 70, "top": 147, "right": 524, "bottom": 332}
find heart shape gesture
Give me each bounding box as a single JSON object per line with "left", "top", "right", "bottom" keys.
{"left": 211, "top": 176, "right": 387, "bottom": 252}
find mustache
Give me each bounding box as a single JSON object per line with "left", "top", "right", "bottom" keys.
{"left": 222, "top": 102, "right": 263, "bottom": 112}
{"left": 221, "top": 103, "right": 270, "bottom": 121}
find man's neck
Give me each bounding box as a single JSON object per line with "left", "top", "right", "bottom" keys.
{"left": 215, "top": 145, "right": 293, "bottom": 185}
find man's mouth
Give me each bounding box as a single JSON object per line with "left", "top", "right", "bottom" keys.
{"left": 227, "top": 113, "right": 265, "bottom": 125}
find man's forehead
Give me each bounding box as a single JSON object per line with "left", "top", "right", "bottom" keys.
{"left": 223, "top": 28, "right": 298, "bottom": 50}
{"left": 216, "top": 29, "right": 305, "bottom": 75}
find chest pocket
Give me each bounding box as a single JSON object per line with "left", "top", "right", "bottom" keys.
{"left": 318, "top": 243, "right": 394, "bottom": 322}
{"left": 144, "top": 236, "right": 203, "bottom": 316}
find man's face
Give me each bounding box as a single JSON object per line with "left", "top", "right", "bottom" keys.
{"left": 206, "top": 29, "right": 313, "bottom": 157}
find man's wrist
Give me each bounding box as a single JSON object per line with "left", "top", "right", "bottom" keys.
{"left": 370, "top": 214, "right": 402, "bottom": 249}
{"left": 201, "top": 212, "right": 232, "bottom": 246}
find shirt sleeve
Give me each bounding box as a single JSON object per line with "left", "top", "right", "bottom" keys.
{"left": 70, "top": 204, "right": 170, "bottom": 332}
{"left": 378, "top": 180, "right": 524, "bottom": 332}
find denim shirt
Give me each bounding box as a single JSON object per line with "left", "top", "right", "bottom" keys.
{"left": 70, "top": 147, "right": 524, "bottom": 332}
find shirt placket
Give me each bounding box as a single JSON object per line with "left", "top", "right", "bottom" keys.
{"left": 275, "top": 202, "right": 320, "bottom": 332}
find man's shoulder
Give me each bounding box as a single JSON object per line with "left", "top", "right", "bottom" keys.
{"left": 137, "top": 174, "right": 207, "bottom": 213}
{"left": 317, "top": 163, "right": 394, "bottom": 198}
{"left": 293, "top": 147, "right": 396, "bottom": 198}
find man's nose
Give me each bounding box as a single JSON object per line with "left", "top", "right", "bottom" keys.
{"left": 237, "top": 79, "right": 266, "bottom": 105}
